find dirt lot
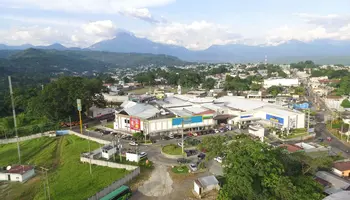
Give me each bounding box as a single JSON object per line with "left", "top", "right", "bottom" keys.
{"left": 131, "top": 164, "right": 215, "bottom": 200}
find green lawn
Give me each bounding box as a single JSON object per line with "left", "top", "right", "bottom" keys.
{"left": 0, "top": 135, "right": 130, "bottom": 200}
{"left": 162, "top": 144, "right": 183, "bottom": 155}
{"left": 171, "top": 166, "right": 189, "bottom": 174}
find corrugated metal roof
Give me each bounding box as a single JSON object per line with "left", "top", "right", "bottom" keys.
{"left": 216, "top": 96, "right": 268, "bottom": 111}
{"left": 315, "top": 171, "right": 350, "bottom": 193}
{"left": 197, "top": 175, "right": 219, "bottom": 188}
{"left": 123, "top": 103, "right": 159, "bottom": 119}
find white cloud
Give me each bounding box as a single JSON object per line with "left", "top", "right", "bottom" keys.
{"left": 142, "top": 20, "right": 242, "bottom": 50}
{"left": 1, "top": 0, "right": 175, "bottom": 14}
{"left": 0, "top": 26, "right": 71, "bottom": 46}
{"left": 1, "top": 15, "right": 81, "bottom": 27}
{"left": 118, "top": 8, "right": 161, "bottom": 24}
{"left": 0, "top": 20, "right": 118, "bottom": 47}
{"left": 82, "top": 20, "right": 117, "bottom": 37}
{"left": 295, "top": 13, "right": 350, "bottom": 30}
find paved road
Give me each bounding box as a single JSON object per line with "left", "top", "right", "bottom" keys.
{"left": 314, "top": 112, "right": 350, "bottom": 157}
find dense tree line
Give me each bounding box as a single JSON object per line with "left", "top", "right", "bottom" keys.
{"left": 0, "top": 77, "right": 106, "bottom": 138}
{"left": 291, "top": 61, "right": 318, "bottom": 71}
{"left": 200, "top": 135, "right": 331, "bottom": 200}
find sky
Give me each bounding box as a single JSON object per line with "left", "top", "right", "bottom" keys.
{"left": 0, "top": 0, "right": 350, "bottom": 50}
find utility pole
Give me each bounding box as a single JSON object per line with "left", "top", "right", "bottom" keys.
{"left": 77, "top": 99, "right": 83, "bottom": 135}
{"left": 181, "top": 119, "right": 184, "bottom": 155}
{"left": 8, "top": 76, "right": 21, "bottom": 164}
{"left": 87, "top": 130, "right": 92, "bottom": 175}
{"left": 40, "top": 167, "right": 50, "bottom": 200}
{"left": 307, "top": 108, "right": 310, "bottom": 134}
{"left": 69, "top": 116, "right": 72, "bottom": 130}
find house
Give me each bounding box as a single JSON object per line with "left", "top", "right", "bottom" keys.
{"left": 333, "top": 161, "right": 350, "bottom": 177}
{"left": 193, "top": 175, "right": 220, "bottom": 197}
{"left": 315, "top": 171, "right": 350, "bottom": 195}
{"left": 0, "top": 165, "right": 35, "bottom": 182}
{"left": 101, "top": 145, "right": 117, "bottom": 160}
{"left": 322, "top": 190, "right": 350, "bottom": 200}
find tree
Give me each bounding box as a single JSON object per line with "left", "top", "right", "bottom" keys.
{"left": 200, "top": 135, "right": 327, "bottom": 200}
{"left": 27, "top": 77, "right": 105, "bottom": 121}
{"left": 341, "top": 99, "right": 350, "bottom": 108}
{"left": 202, "top": 78, "right": 216, "bottom": 90}
{"left": 123, "top": 76, "right": 130, "bottom": 84}
{"left": 267, "top": 86, "right": 283, "bottom": 97}
{"left": 294, "top": 87, "right": 305, "bottom": 96}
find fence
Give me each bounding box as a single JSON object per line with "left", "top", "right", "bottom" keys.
{"left": 0, "top": 132, "right": 52, "bottom": 145}
{"left": 87, "top": 167, "right": 140, "bottom": 200}
{"left": 69, "top": 131, "right": 111, "bottom": 145}
{"left": 80, "top": 157, "right": 138, "bottom": 171}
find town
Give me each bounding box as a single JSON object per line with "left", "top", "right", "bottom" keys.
{"left": 1, "top": 59, "right": 350, "bottom": 200}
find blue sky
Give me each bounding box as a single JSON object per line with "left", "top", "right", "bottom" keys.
{"left": 0, "top": 0, "right": 349, "bottom": 49}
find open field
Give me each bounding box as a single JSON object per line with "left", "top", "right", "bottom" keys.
{"left": 0, "top": 135, "right": 129, "bottom": 200}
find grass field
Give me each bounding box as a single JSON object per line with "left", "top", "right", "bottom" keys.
{"left": 162, "top": 144, "right": 183, "bottom": 155}
{"left": 0, "top": 135, "right": 130, "bottom": 200}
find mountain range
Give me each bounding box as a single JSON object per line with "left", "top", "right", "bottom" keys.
{"left": 2, "top": 31, "right": 350, "bottom": 64}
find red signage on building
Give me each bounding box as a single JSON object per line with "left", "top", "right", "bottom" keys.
{"left": 130, "top": 117, "right": 141, "bottom": 130}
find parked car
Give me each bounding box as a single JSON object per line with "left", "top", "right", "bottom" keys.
{"left": 139, "top": 152, "right": 147, "bottom": 158}
{"left": 124, "top": 136, "right": 133, "bottom": 140}
{"left": 169, "top": 134, "right": 174, "bottom": 139}
{"left": 214, "top": 157, "right": 223, "bottom": 163}
{"left": 174, "top": 134, "right": 182, "bottom": 139}
{"left": 161, "top": 136, "right": 170, "bottom": 140}
{"left": 177, "top": 158, "right": 190, "bottom": 164}
{"left": 214, "top": 129, "right": 219, "bottom": 133}
{"left": 129, "top": 141, "right": 138, "bottom": 146}
{"left": 177, "top": 142, "right": 184, "bottom": 147}
{"left": 198, "top": 153, "right": 206, "bottom": 160}
{"left": 102, "top": 130, "right": 111, "bottom": 135}
{"left": 318, "top": 138, "right": 324, "bottom": 142}
{"left": 193, "top": 133, "right": 198, "bottom": 136}
{"left": 185, "top": 149, "right": 198, "bottom": 157}
{"left": 189, "top": 163, "right": 198, "bottom": 171}
{"left": 94, "top": 128, "right": 102, "bottom": 132}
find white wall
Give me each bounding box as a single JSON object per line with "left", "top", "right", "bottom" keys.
{"left": 101, "top": 148, "right": 117, "bottom": 160}
{"left": 332, "top": 168, "right": 343, "bottom": 177}
{"left": 194, "top": 182, "right": 201, "bottom": 195}
{"left": 0, "top": 173, "right": 8, "bottom": 181}
{"left": 115, "top": 114, "right": 214, "bottom": 135}
{"left": 263, "top": 78, "right": 299, "bottom": 88}
{"left": 248, "top": 126, "right": 265, "bottom": 142}
{"left": 126, "top": 153, "right": 140, "bottom": 162}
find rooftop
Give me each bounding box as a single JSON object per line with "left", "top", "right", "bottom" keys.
{"left": 102, "top": 145, "right": 115, "bottom": 151}
{"left": 279, "top": 144, "right": 304, "bottom": 153}
{"left": 196, "top": 175, "right": 219, "bottom": 188}
{"left": 315, "top": 171, "right": 350, "bottom": 194}
{"left": 333, "top": 161, "right": 350, "bottom": 171}
{"left": 1, "top": 165, "right": 34, "bottom": 175}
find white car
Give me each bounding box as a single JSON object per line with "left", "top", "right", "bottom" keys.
{"left": 129, "top": 141, "right": 138, "bottom": 146}
{"left": 169, "top": 134, "right": 174, "bottom": 139}
{"left": 177, "top": 142, "right": 184, "bottom": 147}
{"left": 189, "top": 163, "right": 198, "bottom": 171}
{"left": 139, "top": 152, "right": 147, "bottom": 158}
{"left": 214, "top": 157, "right": 223, "bottom": 163}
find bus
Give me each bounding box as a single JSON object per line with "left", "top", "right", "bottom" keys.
{"left": 100, "top": 185, "right": 132, "bottom": 200}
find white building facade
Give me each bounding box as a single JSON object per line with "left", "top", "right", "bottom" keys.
{"left": 263, "top": 78, "right": 299, "bottom": 88}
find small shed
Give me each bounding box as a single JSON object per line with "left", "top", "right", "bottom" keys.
{"left": 194, "top": 175, "right": 220, "bottom": 197}
{"left": 101, "top": 145, "right": 117, "bottom": 160}
{"left": 126, "top": 152, "right": 141, "bottom": 162}
{"left": 0, "top": 165, "right": 35, "bottom": 182}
